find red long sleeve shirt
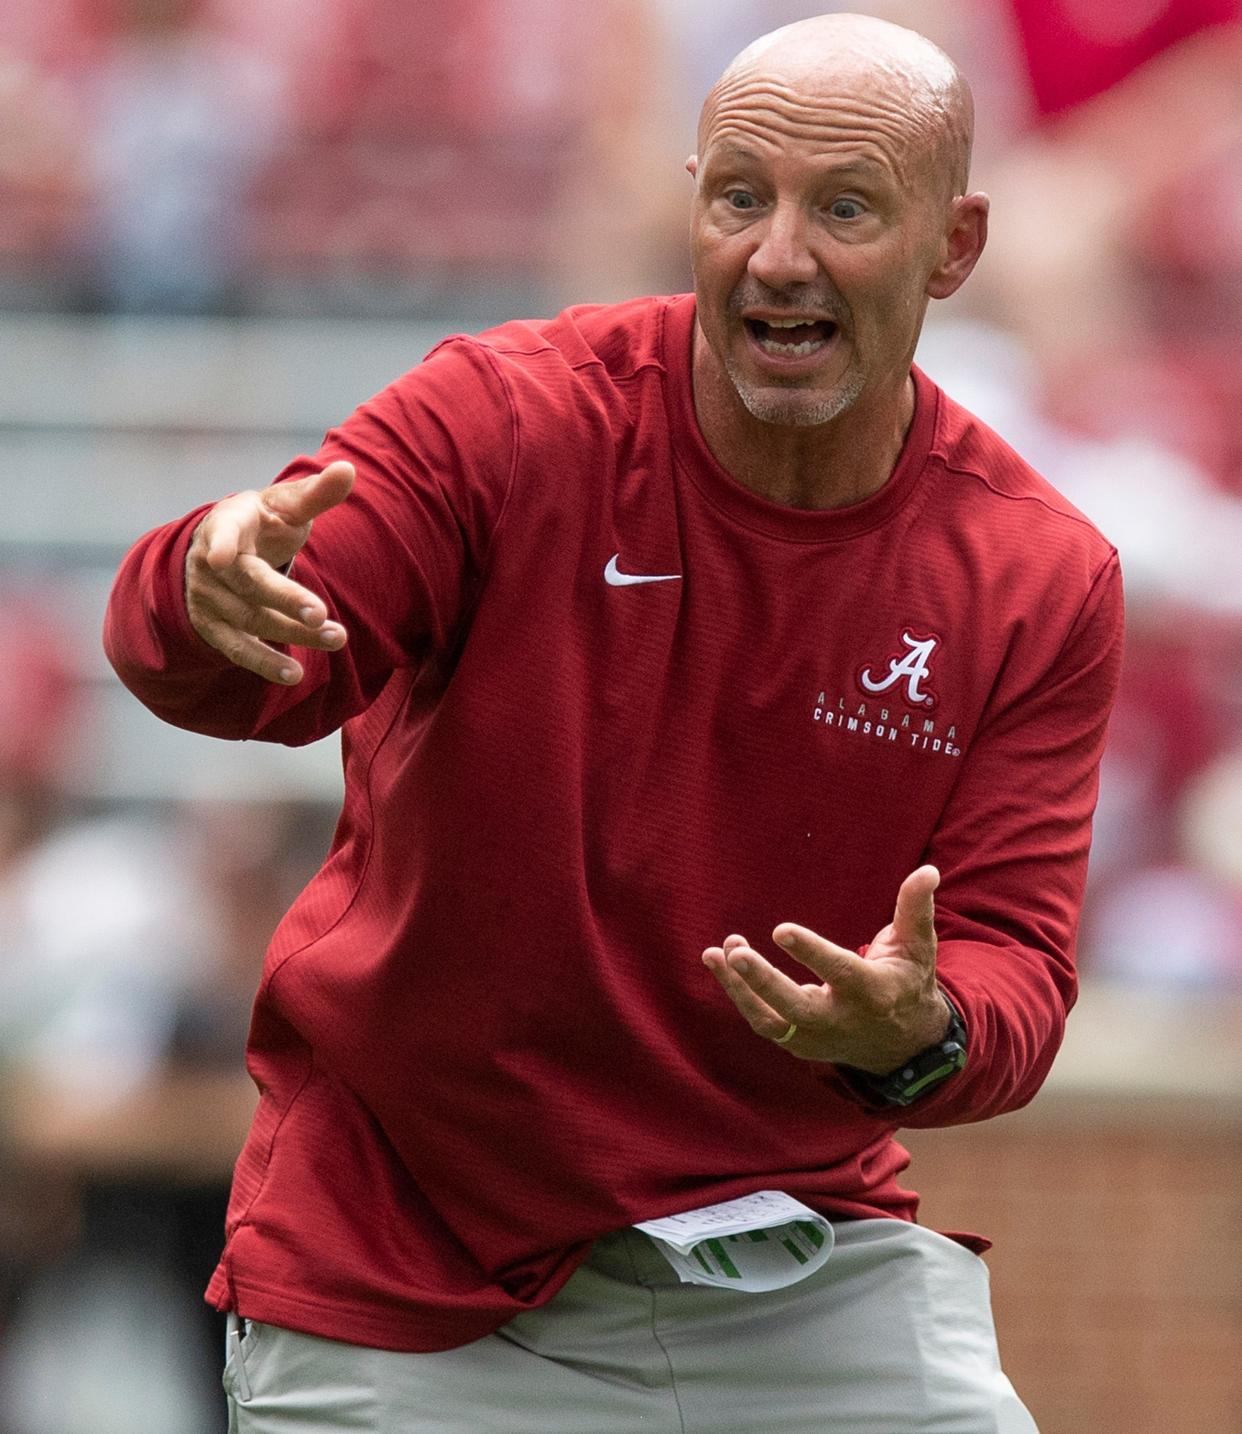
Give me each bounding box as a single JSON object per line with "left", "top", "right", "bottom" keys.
{"left": 105, "top": 294, "right": 1123, "bottom": 1351}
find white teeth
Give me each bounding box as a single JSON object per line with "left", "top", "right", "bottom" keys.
{"left": 765, "top": 318, "right": 821, "bottom": 328}
{"left": 759, "top": 337, "right": 824, "bottom": 357}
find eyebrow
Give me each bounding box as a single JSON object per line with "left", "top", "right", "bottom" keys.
{"left": 703, "top": 142, "right": 889, "bottom": 183}
{"left": 708, "top": 142, "right": 762, "bottom": 163}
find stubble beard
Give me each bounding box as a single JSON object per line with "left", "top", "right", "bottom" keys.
{"left": 726, "top": 354, "right": 867, "bottom": 428}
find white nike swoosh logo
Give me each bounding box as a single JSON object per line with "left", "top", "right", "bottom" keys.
{"left": 604, "top": 554, "right": 683, "bottom": 587}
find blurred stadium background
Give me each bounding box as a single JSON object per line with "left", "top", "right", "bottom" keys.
{"left": 0, "top": 1, "right": 1239, "bottom": 1431}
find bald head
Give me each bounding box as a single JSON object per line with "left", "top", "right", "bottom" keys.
{"left": 699, "top": 13, "right": 974, "bottom": 200}
{"left": 687, "top": 12, "right": 989, "bottom": 438}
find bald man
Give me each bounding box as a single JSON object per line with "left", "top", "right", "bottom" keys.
{"left": 106, "top": 14, "right": 1120, "bottom": 1433}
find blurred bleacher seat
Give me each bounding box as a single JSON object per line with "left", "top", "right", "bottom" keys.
{"left": 0, "top": 310, "right": 461, "bottom": 802}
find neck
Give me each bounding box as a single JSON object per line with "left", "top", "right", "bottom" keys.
{"left": 691, "top": 331, "right": 916, "bottom": 511}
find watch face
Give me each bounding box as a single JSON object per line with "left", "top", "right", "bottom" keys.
{"left": 892, "top": 1045, "right": 967, "bottom": 1104}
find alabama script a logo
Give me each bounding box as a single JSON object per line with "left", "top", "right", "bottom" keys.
{"left": 857, "top": 631, "right": 939, "bottom": 709}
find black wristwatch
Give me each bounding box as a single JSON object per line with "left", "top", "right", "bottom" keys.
{"left": 839, "top": 992, "right": 968, "bottom": 1107}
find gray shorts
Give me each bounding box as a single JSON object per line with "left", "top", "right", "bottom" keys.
{"left": 223, "top": 1219, "right": 1038, "bottom": 1433}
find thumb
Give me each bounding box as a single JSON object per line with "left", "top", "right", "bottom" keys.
{"left": 264, "top": 461, "right": 356, "bottom": 527}
{"left": 891, "top": 864, "right": 939, "bottom": 952}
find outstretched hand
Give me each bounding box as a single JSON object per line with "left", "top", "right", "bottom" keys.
{"left": 701, "top": 865, "right": 952, "bottom": 1073}
{"left": 184, "top": 461, "right": 355, "bottom": 684}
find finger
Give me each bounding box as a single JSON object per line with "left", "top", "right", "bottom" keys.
{"left": 208, "top": 552, "right": 334, "bottom": 627}
{"left": 891, "top": 865, "right": 940, "bottom": 952}
{"left": 197, "top": 493, "right": 279, "bottom": 576}
{"left": 703, "top": 945, "right": 791, "bottom": 1039}
{"left": 193, "top": 612, "right": 305, "bottom": 685}
{"left": 771, "top": 923, "right": 869, "bottom": 992}
{"left": 263, "top": 461, "right": 356, "bottom": 527}
{"left": 195, "top": 582, "right": 347, "bottom": 651}
{"left": 702, "top": 935, "right": 749, "bottom": 969}
{"left": 200, "top": 503, "right": 245, "bottom": 571}
{"left": 726, "top": 945, "right": 810, "bottom": 1015}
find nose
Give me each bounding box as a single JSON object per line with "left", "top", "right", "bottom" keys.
{"left": 746, "top": 202, "right": 819, "bottom": 289}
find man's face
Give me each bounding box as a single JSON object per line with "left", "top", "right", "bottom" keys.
{"left": 689, "top": 69, "right": 951, "bottom": 427}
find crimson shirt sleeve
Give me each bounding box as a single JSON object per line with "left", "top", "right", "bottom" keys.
{"left": 890, "top": 550, "right": 1125, "bottom": 1127}
{"left": 103, "top": 339, "right": 517, "bottom": 745}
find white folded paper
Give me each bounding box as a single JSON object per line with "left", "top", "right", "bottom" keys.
{"left": 634, "top": 1190, "right": 835, "bottom": 1292}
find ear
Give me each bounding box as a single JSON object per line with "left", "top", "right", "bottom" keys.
{"left": 685, "top": 154, "right": 699, "bottom": 180}
{"left": 926, "top": 192, "right": 989, "bottom": 300}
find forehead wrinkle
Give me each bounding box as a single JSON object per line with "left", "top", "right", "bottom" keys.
{"left": 699, "top": 18, "right": 974, "bottom": 197}
{"left": 711, "top": 75, "right": 932, "bottom": 133}
{"left": 705, "top": 120, "right": 906, "bottom": 186}
{"left": 702, "top": 83, "right": 934, "bottom": 187}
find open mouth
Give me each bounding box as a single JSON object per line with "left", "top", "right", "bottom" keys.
{"left": 744, "top": 317, "right": 838, "bottom": 359}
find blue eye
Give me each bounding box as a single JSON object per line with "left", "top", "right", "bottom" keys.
{"left": 830, "top": 198, "right": 863, "bottom": 220}
{"left": 725, "top": 190, "right": 759, "bottom": 210}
